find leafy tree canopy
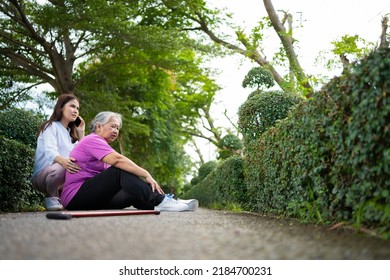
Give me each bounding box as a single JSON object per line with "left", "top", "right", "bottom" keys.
{"left": 0, "top": 0, "right": 222, "bottom": 190}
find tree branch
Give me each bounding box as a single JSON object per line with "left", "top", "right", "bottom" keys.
{"left": 263, "top": 0, "right": 313, "bottom": 94}
{"left": 379, "top": 16, "right": 389, "bottom": 49}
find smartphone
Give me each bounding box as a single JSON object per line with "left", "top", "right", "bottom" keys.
{"left": 74, "top": 117, "right": 81, "bottom": 127}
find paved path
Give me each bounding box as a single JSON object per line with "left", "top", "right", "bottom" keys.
{"left": 1, "top": 208, "right": 389, "bottom": 260}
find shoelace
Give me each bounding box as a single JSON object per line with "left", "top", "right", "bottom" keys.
{"left": 165, "top": 194, "right": 179, "bottom": 204}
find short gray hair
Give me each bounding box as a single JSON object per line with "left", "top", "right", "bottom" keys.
{"left": 90, "top": 111, "right": 122, "bottom": 132}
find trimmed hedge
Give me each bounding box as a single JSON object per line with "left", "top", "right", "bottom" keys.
{"left": 217, "top": 134, "right": 242, "bottom": 160}
{"left": 243, "top": 47, "right": 390, "bottom": 236}
{"left": 0, "top": 109, "right": 44, "bottom": 212}
{"left": 185, "top": 47, "right": 389, "bottom": 238}
{"left": 0, "top": 136, "right": 43, "bottom": 212}
{"left": 238, "top": 90, "right": 303, "bottom": 148}
{"left": 0, "top": 108, "right": 43, "bottom": 148}
{"left": 184, "top": 156, "right": 247, "bottom": 211}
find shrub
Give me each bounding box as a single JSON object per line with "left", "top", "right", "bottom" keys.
{"left": 217, "top": 134, "right": 242, "bottom": 160}
{"left": 0, "top": 136, "right": 43, "bottom": 212}
{"left": 0, "top": 108, "right": 44, "bottom": 148}
{"left": 198, "top": 161, "right": 218, "bottom": 181}
{"left": 242, "top": 67, "right": 275, "bottom": 90}
{"left": 327, "top": 47, "right": 390, "bottom": 229}
{"left": 238, "top": 90, "right": 303, "bottom": 148}
{"left": 188, "top": 160, "right": 217, "bottom": 188}
{"left": 243, "top": 47, "right": 390, "bottom": 236}
{"left": 0, "top": 108, "right": 44, "bottom": 212}
{"left": 184, "top": 156, "right": 247, "bottom": 210}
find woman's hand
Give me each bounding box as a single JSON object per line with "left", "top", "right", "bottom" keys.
{"left": 75, "top": 116, "right": 86, "bottom": 139}
{"left": 62, "top": 157, "right": 81, "bottom": 173}
{"left": 145, "top": 175, "right": 164, "bottom": 194}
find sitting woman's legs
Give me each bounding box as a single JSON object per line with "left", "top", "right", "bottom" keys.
{"left": 66, "top": 166, "right": 164, "bottom": 210}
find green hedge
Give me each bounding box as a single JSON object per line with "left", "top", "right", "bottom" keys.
{"left": 0, "top": 108, "right": 43, "bottom": 148}
{"left": 217, "top": 134, "right": 243, "bottom": 160}
{"left": 238, "top": 90, "right": 303, "bottom": 148}
{"left": 184, "top": 47, "right": 390, "bottom": 238}
{"left": 184, "top": 156, "right": 247, "bottom": 211}
{"left": 0, "top": 109, "right": 44, "bottom": 212}
{"left": 243, "top": 47, "right": 390, "bottom": 236}
{"left": 0, "top": 136, "right": 43, "bottom": 212}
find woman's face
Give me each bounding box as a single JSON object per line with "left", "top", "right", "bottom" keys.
{"left": 61, "top": 99, "right": 80, "bottom": 123}
{"left": 96, "top": 117, "right": 120, "bottom": 143}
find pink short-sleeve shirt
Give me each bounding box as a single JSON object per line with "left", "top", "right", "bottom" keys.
{"left": 61, "top": 133, "right": 114, "bottom": 207}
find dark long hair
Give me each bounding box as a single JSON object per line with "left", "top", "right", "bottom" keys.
{"left": 37, "top": 94, "right": 80, "bottom": 143}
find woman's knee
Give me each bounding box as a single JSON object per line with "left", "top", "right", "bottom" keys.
{"left": 46, "top": 164, "right": 66, "bottom": 187}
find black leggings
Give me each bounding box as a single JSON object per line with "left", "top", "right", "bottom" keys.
{"left": 66, "top": 166, "right": 165, "bottom": 210}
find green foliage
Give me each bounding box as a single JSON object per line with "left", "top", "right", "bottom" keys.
{"left": 0, "top": 0, "right": 217, "bottom": 106}
{"left": 0, "top": 108, "right": 44, "bottom": 212}
{"left": 217, "top": 134, "right": 243, "bottom": 160}
{"left": 0, "top": 108, "right": 44, "bottom": 148}
{"left": 328, "top": 47, "right": 390, "bottom": 230}
{"left": 198, "top": 161, "right": 218, "bottom": 181}
{"left": 190, "top": 177, "right": 200, "bottom": 186}
{"left": 2, "top": 139, "right": 45, "bottom": 212}
{"left": 316, "top": 34, "right": 375, "bottom": 74}
{"left": 242, "top": 67, "right": 275, "bottom": 90}
{"left": 0, "top": 0, "right": 223, "bottom": 194}
{"left": 331, "top": 34, "right": 373, "bottom": 58}
{"left": 76, "top": 44, "right": 217, "bottom": 191}
{"left": 189, "top": 160, "right": 218, "bottom": 188}
{"left": 242, "top": 47, "right": 390, "bottom": 237}
{"left": 238, "top": 90, "right": 303, "bottom": 148}
{"left": 184, "top": 156, "right": 247, "bottom": 210}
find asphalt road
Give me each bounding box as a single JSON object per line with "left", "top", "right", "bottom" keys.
{"left": 1, "top": 207, "right": 389, "bottom": 260}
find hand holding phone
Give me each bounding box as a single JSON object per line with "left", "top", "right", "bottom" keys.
{"left": 74, "top": 117, "right": 82, "bottom": 127}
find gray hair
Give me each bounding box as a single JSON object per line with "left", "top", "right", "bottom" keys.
{"left": 90, "top": 111, "right": 122, "bottom": 132}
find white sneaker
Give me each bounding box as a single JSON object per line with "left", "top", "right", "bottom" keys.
{"left": 44, "top": 197, "right": 63, "bottom": 211}
{"left": 155, "top": 196, "right": 188, "bottom": 212}
{"left": 178, "top": 198, "right": 199, "bottom": 211}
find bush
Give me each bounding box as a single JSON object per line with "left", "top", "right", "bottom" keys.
{"left": 0, "top": 136, "right": 43, "bottom": 212}
{"left": 217, "top": 134, "right": 242, "bottom": 160}
{"left": 189, "top": 160, "right": 218, "bottom": 188}
{"left": 238, "top": 90, "right": 303, "bottom": 148}
{"left": 0, "top": 108, "right": 44, "bottom": 148}
{"left": 242, "top": 47, "right": 390, "bottom": 236}
{"left": 184, "top": 156, "right": 247, "bottom": 210}
{"left": 0, "top": 108, "right": 44, "bottom": 212}
{"left": 198, "top": 161, "right": 218, "bottom": 181}
{"left": 327, "top": 47, "right": 390, "bottom": 229}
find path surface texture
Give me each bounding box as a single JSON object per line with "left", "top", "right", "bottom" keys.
{"left": 1, "top": 208, "right": 389, "bottom": 260}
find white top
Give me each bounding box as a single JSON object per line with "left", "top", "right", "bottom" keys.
{"left": 32, "top": 121, "right": 77, "bottom": 177}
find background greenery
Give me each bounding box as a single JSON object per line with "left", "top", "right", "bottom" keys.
{"left": 185, "top": 47, "right": 390, "bottom": 239}
{"left": 0, "top": 109, "right": 44, "bottom": 212}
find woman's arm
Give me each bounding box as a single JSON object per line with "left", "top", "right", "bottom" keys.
{"left": 42, "top": 124, "right": 80, "bottom": 173}
{"left": 102, "top": 151, "right": 164, "bottom": 194}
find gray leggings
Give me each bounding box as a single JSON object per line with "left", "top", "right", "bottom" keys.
{"left": 66, "top": 166, "right": 165, "bottom": 210}
{"left": 31, "top": 163, "right": 65, "bottom": 197}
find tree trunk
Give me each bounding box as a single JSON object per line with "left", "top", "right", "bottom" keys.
{"left": 0, "top": 1, "right": 76, "bottom": 96}
{"left": 263, "top": 0, "right": 313, "bottom": 95}
{"left": 379, "top": 16, "right": 389, "bottom": 49}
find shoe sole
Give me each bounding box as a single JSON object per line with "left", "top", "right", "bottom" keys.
{"left": 45, "top": 207, "right": 63, "bottom": 211}
{"left": 155, "top": 206, "right": 188, "bottom": 212}
{"left": 183, "top": 199, "right": 198, "bottom": 211}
